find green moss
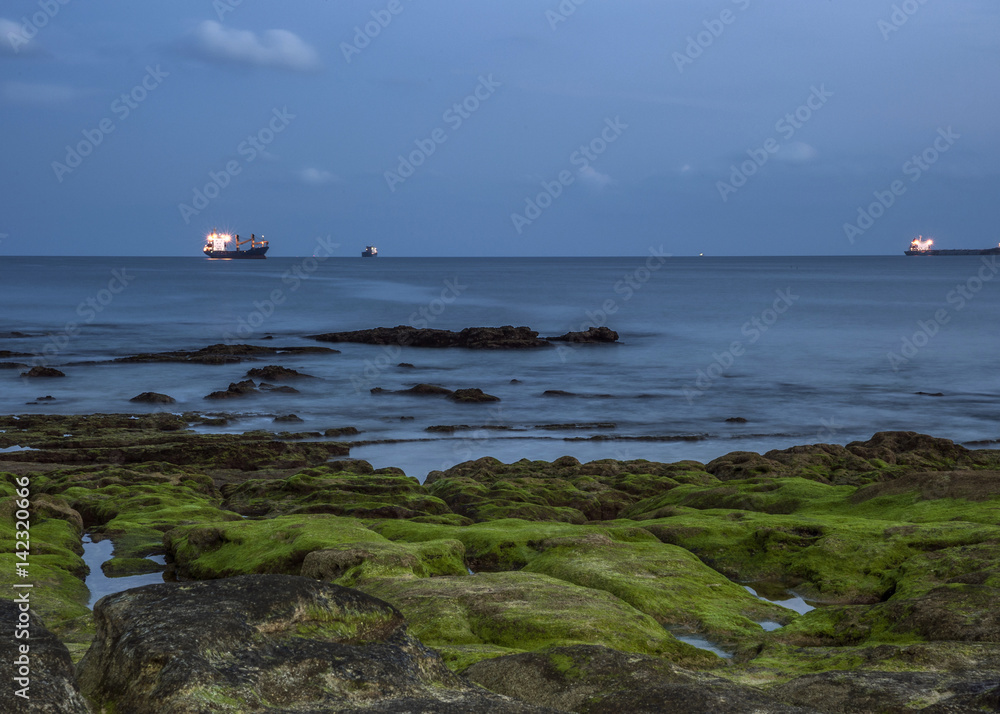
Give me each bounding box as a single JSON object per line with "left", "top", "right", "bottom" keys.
{"left": 101, "top": 557, "right": 164, "bottom": 577}
{"left": 360, "top": 572, "right": 720, "bottom": 669}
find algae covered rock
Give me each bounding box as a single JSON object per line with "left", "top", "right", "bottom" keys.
{"left": 0, "top": 599, "right": 93, "bottom": 713}
{"left": 220, "top": 463, "right": 454, "bottom": 518}
{"left": 464, "top": 645, "right": 811, "bottom": 714}
{"left": 359, "top": 571, "right": 719, "bottom": 671}
{"left": 128, "top": 392, "right": 176, "bottom": 404}
{"left": 166, "top": 514, "right": 468, "bottom": 583}
{"left": 76, "top": 574, "right": 542, "bottom": 713}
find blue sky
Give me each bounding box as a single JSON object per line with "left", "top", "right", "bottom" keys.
{"left": 1, "top": 0, "right": 998, "bottom": 256}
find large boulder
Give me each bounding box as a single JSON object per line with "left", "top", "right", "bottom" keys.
{"left": 0, "top": 600, "right": 92, "bottom": 713}
{"left": 76, "top": 574, "right": 547, "bottom": 713}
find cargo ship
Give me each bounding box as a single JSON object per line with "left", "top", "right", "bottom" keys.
{"left": 362, "top": 245, "right": 378, "bottom": 257}
{"left": 204, "top": 231, "right": 268, "bottom": 259}
{"left": 905, "top": 236, "right": 1000, "bottom": 256}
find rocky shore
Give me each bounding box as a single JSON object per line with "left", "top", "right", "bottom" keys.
{"left": 2, "top": 416, "right": 999, "bottom": 712}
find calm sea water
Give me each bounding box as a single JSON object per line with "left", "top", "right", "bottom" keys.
{"left": 2, "top": 255, "right": 998, "bottom": 479}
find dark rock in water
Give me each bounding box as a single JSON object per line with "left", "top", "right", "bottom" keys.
{"left": 542, "top": 389, "right": 575, "bottom": 397}
{"left": 204, "top": 380, "right": 258, "bottom": 400}
{"left": 0, "top": 600, "right": 93, "bottom": 713}
{"left": 464, "top": 645, "right": 807, "bottom": 714}
{"left": 21, "top": 366, "right": 65, "bottom": 378}
{"left": 116, "top": 343, "right": 338, "bottom": 365}
{"left": 725, "top": 417, "right": 748, "bottom": 423}
{"left": 309, "top": 325, "right": 552, "bottom": 349}
{"left": 771, "top": 670, "right": 1000, "bottom": 714}
{"left": 76, "top": 574, "right": 541, "bottom": 713}
{"left": 0, "top": 361, "right": 29, "bottom": 369}
{"left": 406, "top": 383, "right": 454, "bottom": 396}
{"left": 451, "top": 388, "right": 501, "bottom": 403}
{"left": 324, "top": 426, "right": 360, "bottom": 437}
{"left": 398, "top": 362, "right": 416, "bottom": 368}
{"left": 915, "top": 391, "right": 945, "bottom": 397}
{"left": 245, "top": 364, "right": 313, "bottom": 381}
{"left": 547, "top": 326, "right": 620, "bottom": 343}
{"left": 510, "top": 378, "right": 522, "bottom": 384}
{"left": 273, "top": 414, "right": 303, "bottom": 423}
{"left": 0, "top": 349, "right": 30, "bottom": 358}
{"left": 37, "top": 395, "right": 56, "bottom": 401}
{"left": 259, "top": 382, "right": 300, "bottom": 394}
{"left": 129, "top": 392, "right": 176, "bottom": 404}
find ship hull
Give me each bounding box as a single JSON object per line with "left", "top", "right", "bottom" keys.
{"left": 905, "top": 248, "right": 1000, "bottom": 256}
{"left": 205, "top": 246, "right": 269, "bottom": 259}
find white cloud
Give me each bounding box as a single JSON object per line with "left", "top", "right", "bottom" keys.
{"left": 187, "top": 21, "right": 321, "bottom": 72}
{"left": 775, "top": 141, "right": 818, "bottom": 163}
{"left": 578, "top": 165, "right": 613, "bottom": 189}
{"left": 297, "top": 168, "right": 338, "bottom": 186}
{"left": 4, "top": 81, "right": 88, "bottom": 105}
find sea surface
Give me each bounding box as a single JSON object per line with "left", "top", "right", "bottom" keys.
{"left": 2, "top": 255, "right": 999, "bottom": 480}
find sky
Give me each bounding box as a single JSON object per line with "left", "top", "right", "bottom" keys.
{"left": 1, "top": 0, "right": 998, "bottom": 257}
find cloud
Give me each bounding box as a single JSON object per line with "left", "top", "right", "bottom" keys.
{"left": 4, "top": 81, "right": 88, "bottom": 105}
{"left": 185, "top": 21, "right": 321, "bottom": 72}
{"left": 775, "top": 141, "right": 818, "bottom": 163}
{"left": 297, "top": 168, "right": 338, "bottom": 186}
{"left": 578, "top": 165, "right": 613, "bottom": 189}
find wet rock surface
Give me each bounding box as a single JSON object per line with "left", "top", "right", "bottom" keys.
{"left": 114, "top": 343, "right": 338, "bottom": 364}
{"left": 128, "top": 391, "right": 175, "bottom": 404}
{"left": 76, "top": 574, "right": 546, "bottom": 713}
{"left": 20, "top": 366, "right": 65, "bottom": 378}
{"left": 0, "top": 600, "right": 93, "bottom": 713}
{"left": 546, "top": 326, "right": 620, "bottom": 343}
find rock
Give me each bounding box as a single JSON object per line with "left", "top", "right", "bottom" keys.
{"left": 129, "top": 392, "right": 176, "bottom": 404}
{"left": 259, "top": 382, "right": 300, "bottom": 393}
{"left": 36, "top": 395, "right": 56, "bottom": 401}
{"left": 547, "top": 326, "right": 620, "bottom": 343}
{"left": 76, "top": 574, "right": 544, "bottom": 713}
{"left": 0, "top": 600, "right": 93, "bottom": 713}
{"left": 308, "top": 325, "right": 552, "bottom": 349}
{"left": 398, "top": 362, "right": 416, "bottom": 368}
{"left": 464, "top": 645, "right": 808, "bottom": 714}
{"left": 359, "top": 571, "right": 716, "bottom": 671}
{"left": 245, "top": 364, "right": 313, "bottom": 380}
{"left": 116, "top": 343, "right": 338, "bottom": 364}
{"left": 324, "top": 426, "right": 360, "bottom": 437}
{"left": 204, "top": 379, "right": 258, "bottom": 399}
{"left": 451, "top": 388, "right": 501, "bottom": 403}
{"left": 542, "top": 389, "right": 575, "bottom": 397}
{"left": 406, "top": 383, "right": 454, "bottom": 396}
{"left": 273, "top": 414, "right": 303, "bottom": 423}
{"left": 770, "top": 670, "right": 1000, "bottom": 714}
{"left": 725, "top": 417, "right": 748, "bottom": 423}
{"left": 20, "top": 366, "right": 65, "bottom": 378}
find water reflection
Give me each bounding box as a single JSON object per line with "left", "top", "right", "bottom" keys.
{"left": 82, "top": 534, "right": 168, "bottom": 609}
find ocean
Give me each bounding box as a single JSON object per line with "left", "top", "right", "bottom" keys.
{"left": 2, "top": 255, "right": 998, "bottom": 480}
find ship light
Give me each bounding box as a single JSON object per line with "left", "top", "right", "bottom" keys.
{"left": 911, "top": 236, "right": 934, "bottom": 251}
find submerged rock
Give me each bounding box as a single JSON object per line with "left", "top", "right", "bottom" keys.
{"left": 245, "top": 364, "right": 313, "bottom": 381}
{"left": 204, "top": 379, "right": 258, "bottom": 399}
{"left": 115, "top": 343, "right": 338, "bottom": 364}
{"left": 76, "top": 574, "right": 543, "bottom": 713}
{"left": 129, "top": 392, "right": 176, "bottom": 404}
{"left": 309, "top": 325, "right": 554, "bottom": 349}
{"left": 21, "top": 366, "right": 65, "bottom": 378}
{"left": 547, "top": 326, "right": 620, "bottom": 343}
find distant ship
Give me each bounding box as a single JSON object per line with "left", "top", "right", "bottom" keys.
{"left": 362, "top": 245, "right": 378, "bottom": 258}
{"left": 204, "top": 231, "right": 269, "bottom": 259}
{"left": 905, "top": 236, "right": 1000, "bottom": 256}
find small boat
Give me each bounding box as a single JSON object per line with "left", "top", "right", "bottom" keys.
{"left": 904, "top": 236, "right": 1000, "bottom": 256}
{"left": 204, "top": 231, "right": 269, "bottom": 259}
{"left": 362, "top": 245, "right": 378, "bottom": 258}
